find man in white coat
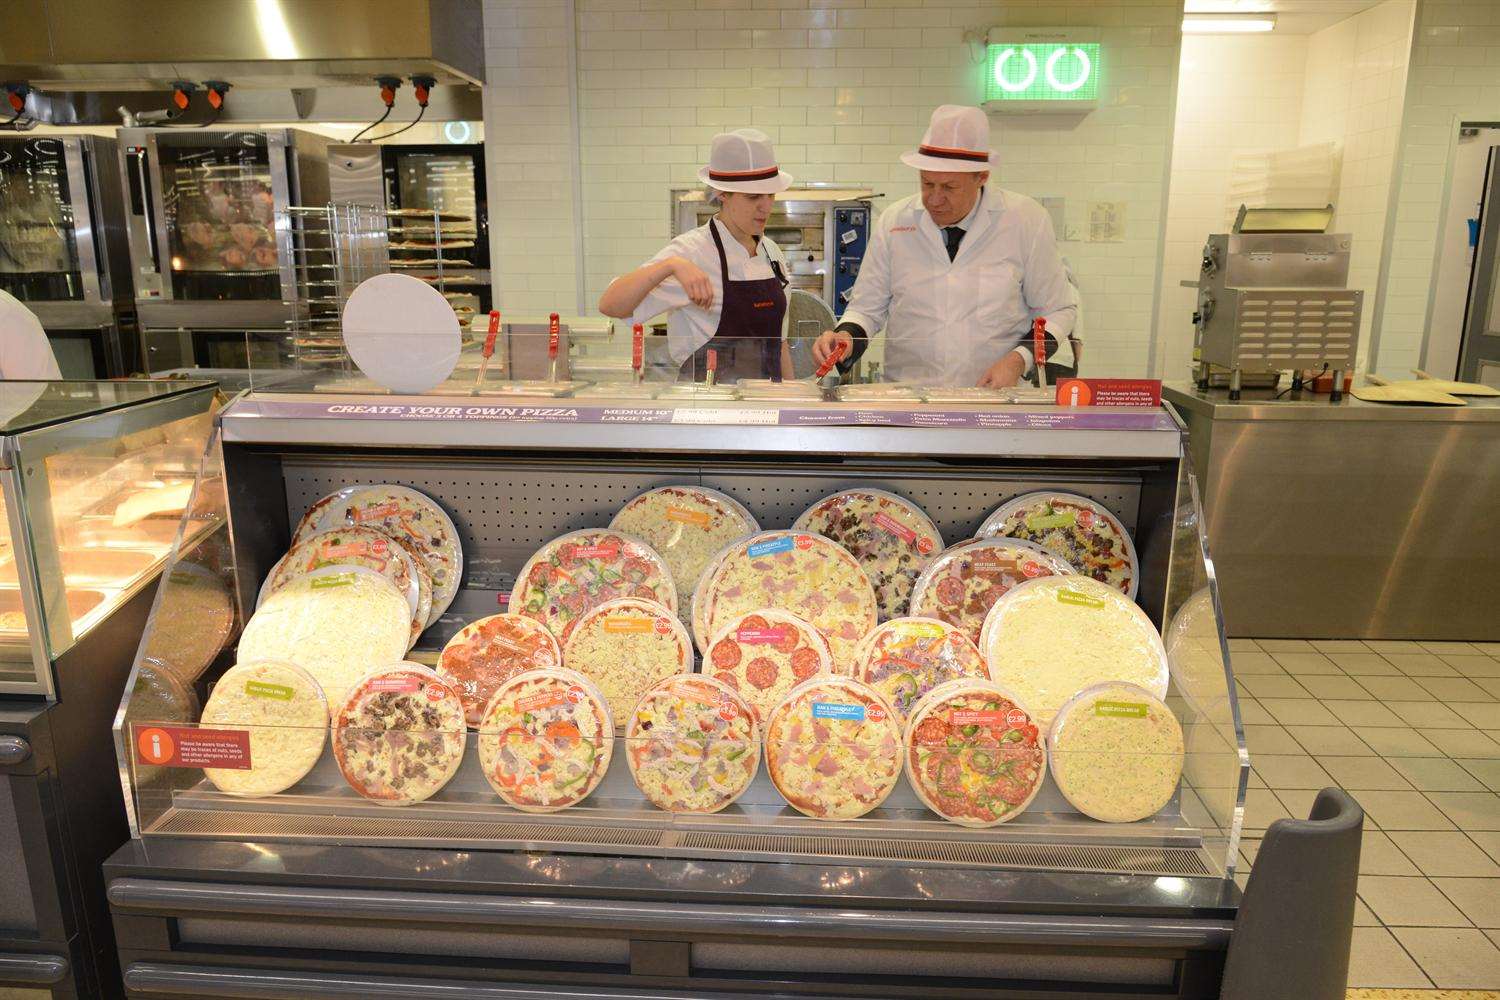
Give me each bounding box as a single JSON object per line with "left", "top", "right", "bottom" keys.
{"left": 813, "top": 105, "right": 1077, "bottom": 387}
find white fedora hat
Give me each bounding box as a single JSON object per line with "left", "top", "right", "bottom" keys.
{"left": 697, "top": 128, "right": 794, "bottom": 194}
{"left": 900, "top": 105, "right": 999, "bottom": 172}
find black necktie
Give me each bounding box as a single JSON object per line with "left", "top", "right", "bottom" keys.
{"left": 943, "top": 226, "right": 963, "bottom": 261}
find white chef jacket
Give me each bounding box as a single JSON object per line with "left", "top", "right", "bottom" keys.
{"left": 629, "top": 218, "right": 789, "bottom": 366}
{"left": 0, "top": 290, "right": 62, "bottom": 380}
{"left": 841, "top": 187, "right": 1077, "bottom": 386}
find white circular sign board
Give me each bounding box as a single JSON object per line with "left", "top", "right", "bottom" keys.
{"left": 342, "top": 272, "right": 461, "bottom": 394}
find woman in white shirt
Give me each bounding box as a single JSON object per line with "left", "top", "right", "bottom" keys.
{"left": 599, "top": 129, "right": 793, "bottom": 383}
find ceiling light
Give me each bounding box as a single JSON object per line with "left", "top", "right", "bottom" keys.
{"left": 1182, "top": 13, "right": 1277, "bottom": 33}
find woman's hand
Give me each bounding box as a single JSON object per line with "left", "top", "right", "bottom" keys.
{"left": 671, "top": 257, "right": 715, "bottom": 309}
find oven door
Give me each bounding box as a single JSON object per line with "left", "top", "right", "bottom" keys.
{"left": 0, "top": 137, "right": 102, "bottom": 313}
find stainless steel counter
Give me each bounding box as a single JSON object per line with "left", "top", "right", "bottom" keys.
{"left": 1165, "top": 382, "right": 1500, "bottom": 640}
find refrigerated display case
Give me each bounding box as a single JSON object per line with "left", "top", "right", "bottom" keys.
{"left": 0, "top": 136, "right": 138, "bottom": 377}
{"left": 106, "top": 382, "right": 1249, "bottom": 998}
{"left": 0, "top": 380, "right": 216, "bottom": 1000}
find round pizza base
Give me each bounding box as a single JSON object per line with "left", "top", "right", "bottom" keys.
{"left": 625, "top": 674, "right": 760, "bottom": 814}
{"left": 610, "top": 485, "right": 758, "bottom": 623}
{"left": 703, "top": 609, "right": 833, "bottom": 725}
{"left": 977, "top": 490, "right": 1139, "bottom": 600}
{"left": 904, "top": 677, "right": 1047, "bottom": 828}
{"left": 562, "top": 597, "right": 692, "bottom": 726}
{"left": 262, "top": 525, "right": 424, "bottom": 645}
{"left": 763, "top": 676, "right": 902, "bottom": 821}
{"left": 201, "top": 659, "right": 328, "bottom": 797}
{"left": 331, "top": 662, "right": 466, "bottom": 806}
{"left": 510, "top": 529, "right": 677, "bottom": 644}
{"left": 852, "top": 616, "right": 987, "bottom": 727}
{"left": 792, "top": 488, "right": 942, "bottom": 622}
{"left": 909, "top": 537, "right": 1073, "bottom": 645}
{"left": 477, "top": 667, "right": 614, "bottom": 813}
{"left": 438, "top": 612, "right": 563, "bottom": 728}
{"left": 1049, "top": 681, "right": 1184, "bottom": 824}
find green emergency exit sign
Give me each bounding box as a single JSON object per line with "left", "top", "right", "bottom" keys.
{"left": 985, "top": 42, "right": 1100, "bottom": 104}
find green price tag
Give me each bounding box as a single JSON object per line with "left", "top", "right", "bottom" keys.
{"left": 310, "top": 573, "right": 355, "bottom": 590}
{"left": 1057, "top": 588, "right": 1106, "bottom": 609}
{"left": 1025, "top": 510, "right": 1076, "bottom": 530}
{"left": 246, "top": 681, "right": 295, "bottom": 701}
{"left": 1095, "top": 700, "right": 1148, "bottom": 719}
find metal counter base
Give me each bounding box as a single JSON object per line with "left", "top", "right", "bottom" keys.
{"left": 106, "top": 838, "right": 1237, "bottom": 999}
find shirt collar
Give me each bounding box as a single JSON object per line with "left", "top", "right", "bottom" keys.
{"left": 951, "top": 188, "right": 985, "bottom": 232}
{"left": 711, "top": 217, "right": 761, "bottom": 259}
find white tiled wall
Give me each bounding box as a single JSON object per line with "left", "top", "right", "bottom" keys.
{"left": 486, "top": 0, "right": 1183, "bottom": 376}
{"left": 1374, "top": 0, "right": 1499, "bottom": 376}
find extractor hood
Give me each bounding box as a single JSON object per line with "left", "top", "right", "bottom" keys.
{"left": 0, "top": 0, "right": 483, "bottom": 90}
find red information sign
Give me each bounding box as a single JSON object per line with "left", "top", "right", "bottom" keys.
{"left": 1054, "top": 378, "right": 1162, "bottom": 408}
{"left": 135, "top": 726, "right": 252, "bottom": 770}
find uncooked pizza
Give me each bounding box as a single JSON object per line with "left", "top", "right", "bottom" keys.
{"left": 477, "top": 668, "right": 614, "bottom": 812}
{"left": 263, "top": 526, "right": 428, "bottom": 646}
{"left": 331, "top": 663, "right": 466, "bottom": 806}
{"left": 294, "top": 484, "right": 463, "bottom": 624}
{"left": 237, "top": 568, "right": 412, "bottom": 709}
{"left": 699, "top": 531, "right": 877, "bottom": 672}
{"left": 511, "top": 530, "right": 676, "bottom": 643}
{"left": 625, "top": 674, "right": 759, "bottom": 814}
{"left": 1049, "top": 681, "right": 1184, "bottom": 823}
{"left": 764, "top": 677, "right": 902, "bottom": 820}
{"left": 562, "top": 597, "right": 692, "bottom": 725}
{"left": 852, "top": 617, "right": 987, "bottom": 727}
{"left": 610, "top": 486, "right": 757, "bottom": 623}
{"left": 437, "top": 613, "right": 563, "bottom": 727}
{"left": 980, "top": 576, "right": 1170, "bottom": 729}
{"left": 793, "top": 489, "right": 941, "bottom": 621}
{"left": 200, "top": 660, "right": 328, "bottom": 797}
{"left": 907, "top": 538, "right": 1073, "bottom": 644}
{"left": 703, "top": 609, "right": 832, "bottom": 724}
{"left": 976, "top": 491, "right": 1139, "bottom": 598}
{"left": 905, "top": 678, "right": 1046, "bottom": 828}
{"left": 140, "top": 564, "right": 236, "bottom": 681}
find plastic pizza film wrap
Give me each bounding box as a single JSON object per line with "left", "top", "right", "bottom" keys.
{"left": 609, "top": 485, "right": 758, "bottom": 624}
{"left": 1048, "top": 681, "right": 1184, "bottom": 823}
{"left": 976, "top": 491, "right": 1140, "bottom": 599}
{"left": 477, "top": 667, "right": 614, "bottom": 812}
{"left": 562, "top": 597, "right": 693, "bottom": 727}
{"left": 763, "top": 676, "right": 903, "bottom": 820}
{"left": 793, "top": 488, "right": 942, "bottom": 621}
{"left": 237, "top": 567, "right": 413, "bottom": 709}
{"left": 852, "top": 616, "right": 987, "bottom": 727}
{"left": 904, "top": 677, "right": 1047, "bottom": 828}
{"left": 980, "top": 576, "right": 1170, "bottom": 730}
{"left": 262, "top": 525, "right": 430, "bottom": 646}
{"left": 702, "top": 608, "right": 833, "bottom": 725}
{"left": 698, "top": 530, "right": 878, "bottom": 673}
{"left": 294, "top": 484, "right": 464, "bottom": 624}
{"left": 625, "top": 674, "right": 760, "bottom": 814}
{"left": 331, "top": 662, "right": 466, "bottom": 806}
{"left": 438, "top": 613, "right": 563, "bottom": 728}
{"left": 510, "top": 529, "right": 677, "bottom": 644}
{"left": 200, "top": 660, "right": 328, "bottom": 797}
{"left": 907, "top": 537, "right": 1073, "bottom": 644}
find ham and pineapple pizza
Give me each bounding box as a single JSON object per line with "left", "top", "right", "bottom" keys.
{"left": 793, "top": 489, "right": 941, "bottom": 621}
{"left": 511, "top": 530, "right": 676, "bottom": 643}
{"left": 610, "top": 486, "right": 757, "bottom": 623}
{"left": 562, "top": 598, "right": 692, "bottom": 725}
{"left": 699, "top": 531, "right": 877, "bottom": 672}
{"left": 437, "top": 613, "right": 562, "bottom": 727}
{"left": 905, "top": 678, "right": 1046, "bottom": 828}
{"left": 977, "top": 491, "right": 1139, "bottom": 599}
{"left": 625, "top": 674, "right": 759, "bottom": 814}
{"left": 331, "top": 663, "right": 466, "bottom": 806}
{"left": 852, "top": 617, "right": 987, "bottom": 727}
{"left": 908, "top": 538, "right": 1072, "bottom": 644}
{"left": 764, "top": 677, "right": 902, "bottom": 820}
{"left": 703, "top": 609, "right": 832, "bottom": 724}
{"left": 477, "top": 668, "right": 613, "bottom": 812}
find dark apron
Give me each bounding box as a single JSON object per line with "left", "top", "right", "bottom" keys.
{"left": 681, "top": 221, "right": 789, "bottom": 383}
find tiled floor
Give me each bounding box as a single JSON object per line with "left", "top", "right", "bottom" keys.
{"left": 1231, "top": 639, "right": 1500, "bottom": 990}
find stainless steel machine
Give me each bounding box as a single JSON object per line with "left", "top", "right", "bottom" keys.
{"left": 1192, "top": 206, "right": 1362, "bottom": 400}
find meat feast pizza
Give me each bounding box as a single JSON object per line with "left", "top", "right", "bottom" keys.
{"left": 262, "top": 526, "right": 427, "bottom": 647}
{"left": 907, "top": 538, "right": 1073, "bottom": 644}
{"left": 852, "top": 616, "right": 987, "bottom": 727}
{"left": 477, "top": 668, "right": 614, "bottom": 812}
{"left": 511, "top": 530, "right": 676, "bottom": 643}
{"left": 905, "top": 678, "right": 1047, "bottom": 828}
{"left": 200, "top": 660, "right": 328, "bottom": 797}
{"left": 437, "top": 612, "right": 563, "bottom": 727}
{"left": 703, "top": 609, "right": 832, "bottom": 724}
{"left": 625, "top": 674, "right": 759, "bottom": 814}
{"left": 977, "top": 491, "right": 1139, "bottom": 599}
{"left": 1049, "top": 681, "right": 1184, "bottom": 824}
{"left": 764, "top": 677, "right": 902, "bottom": 820}
{"left": 610, "top": 486, "right": 757, "bottom": 623}
{"left": 331, "top": 663, "right": 466, "bottom": 806}
{"left": 562, "top": 598, "right": 693, "bottom": 725}
{"left": 793, "top": 489, "right": 941, "bottom": 621}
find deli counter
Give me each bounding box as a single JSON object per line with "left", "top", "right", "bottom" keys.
{"left": 105, "top": 383, "right": 1252, "bottom": 999}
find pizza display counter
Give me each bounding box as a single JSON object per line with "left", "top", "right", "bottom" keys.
{"left": 105, "top": 387, "right": 1249, "bottom": 999}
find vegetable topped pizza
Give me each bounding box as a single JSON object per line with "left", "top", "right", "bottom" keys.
{"left": 703, "top": 609, "right": 832, "bottom": 724}
{"left": 626, "top": 674, "right": 759, "bottom": 814}
{"left": 852, "top": 617, "right": 987, "bottom": 727}
{"left": 905, "top": 678, "right": 1047, "bottom": 828}
{"left": 563, "top": 597, "right": 692, "bottom": 725}
{"left": 438, "top": 612, "right": 563, "bottom": 727}
{"left": 511, "top": 530, "right": 676, "bottom": 643}
{"left": 764, "top": 677, "right": 902, "bottom": 820}
{"left": 477, "top": 668, "right": 614, "bottom": 812}
{"left": 610, "top": 486, "right": 757, "bottom": 624}
{"left": 907, "top": 538, "right": 1073, "bottom": 644}
{"left": 793, "top": 489, "right": 942, "bottom": 621}
{"left": 331, "top": 663, "right": 466, "bottom": 806}
{"left": 977, "top": 491, "right": 1139, "bottom": 598}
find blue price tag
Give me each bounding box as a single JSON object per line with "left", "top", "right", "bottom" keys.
{"left": 811, "top": 702, "right": 866, "bottom": 722}
{"left": 747, "top": 536, "right": 795, "bottom": 558}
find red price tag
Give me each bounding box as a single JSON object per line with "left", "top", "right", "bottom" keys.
{"left": 548, "top": 313, "right": 560, "bottom": 359}
{"left": 483, "top": 310, "right": 501, "bottom": 358}
{"left": 632, "top": 323, "right": 644, "bottom": 372}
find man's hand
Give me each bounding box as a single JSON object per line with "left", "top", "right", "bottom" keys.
{"left": 812, "top": 329, "right": 853, "bottom": 366}
{"left": 671, "top": 257, "right": 715, "bottom": 309}
{"left": 977, "top": 351, "right": 1028, "bottom": 388}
